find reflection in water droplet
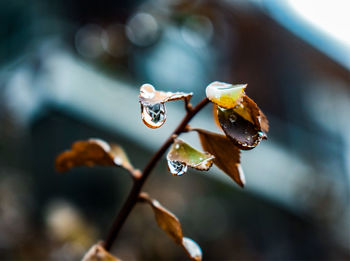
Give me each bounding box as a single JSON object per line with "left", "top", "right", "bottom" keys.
{"left": 258, "top": 131, "right": 267, "bottom": 139}
{"left": 167, "top": 160, "right": 187, "bottom": 176}
{"left": 229, "top": 114, "right": 237, "bottom": 123}
{"left": 141, "top": 103, "right": 166, "bottom": 128}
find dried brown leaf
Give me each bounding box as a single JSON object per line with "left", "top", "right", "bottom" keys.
{"left": 167, "top": 139, "right": 215, "bottom": 174}
{"left": 259, "top": 110, "right": 269, "bottom": 134}
{"left": 235, "top": 95, "right": 269, "bottom": 135}
{"left": 55, "top": 139, "right": 134, "bottom": 173}
{"left": 139, "top": 193, "right": 202, "bottom": 261}
{"left": 195, "top": 129, "right": 245, "bottom": 187}
{"left": 139, "top": 193, "right": 183, "bottom": 244}
{"left": 82, "top": 243, "right": 121, "bottom": 261}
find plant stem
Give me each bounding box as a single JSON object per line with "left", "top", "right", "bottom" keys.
{"left": 103, "top": 97, "right": 210, "bottom": 251}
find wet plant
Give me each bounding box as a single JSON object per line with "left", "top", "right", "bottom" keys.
{"left": 55, "top": 81, "right": 269, "bottom": 260}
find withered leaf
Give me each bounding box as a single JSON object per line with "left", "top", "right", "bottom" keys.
{"left": 139, "top": 84, "right": 193, "bottom": 129}
{"left": 139, "top": 192, "right": 183, "bottom": 244}
{"left": 235, "top": 95, "right": 269, "bottom": 135}
{"left": 205, "top": 81, "right": 246, "bottom": 109}
{"left": 139, "top": 193, "right": 202, "bottom": 261}
{"left": 195, "top": 129, "right": 245, "bottom": 187}
{"left": 55, "top": 138, "right": 134, "bottom": 174}
{"left": 167, "top": 139, "right": 215, "bottom": 175}
{"left": 259, "top": 110, "right": 269, "bottom": 134}
{"left": 82, "top": 243, "right": 121, "bottom": 261}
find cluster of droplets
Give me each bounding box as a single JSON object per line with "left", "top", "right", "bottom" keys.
{"left": 167, "top": 160, "right": 188, "bottom": 176}
{"left": 141, "top": 103, "right": 166, "bottom": 128}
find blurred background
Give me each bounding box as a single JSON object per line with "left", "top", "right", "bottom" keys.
{"left": 0, "top": 0, "right": 349, "bottom": 260}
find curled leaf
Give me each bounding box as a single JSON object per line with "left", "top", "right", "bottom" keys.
{"left": 82, "top": 243, "right": 121, "bottom": 261}
{"left": 139, "top": 193, "right": 202, "bottom": 261}
{"left": 182, "top": 237, "right": 202, "bottom": 261}
{"left": 207, "top": 81, "right": 269, "bottom": 148}
{"left": 234, "top": 95, "right": 269, "bottom": 135}
{"left": 195, "top": 129, "right": 245, "bottom": 187}
{"left": 55, "top": 138, "right": 134, "bottom": 174}
{"left": 139, "top": 84, "right": 193, "bottom": 129}
{"left": 217, "top": 106, "right": 264, "bottom": 150}
{"left": 167, "top": 139, "right": 215, "bottom": 175}
{"left": 205, "top": 81, "right": 246, "bottom": 109}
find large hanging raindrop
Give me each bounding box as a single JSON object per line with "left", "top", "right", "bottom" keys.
{"left": 141, "top": 103, "right": 166, "bottom": 128}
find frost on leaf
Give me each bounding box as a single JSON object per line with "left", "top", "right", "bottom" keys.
{"left": 139, "top": 84, "right": 192, "bottom": 129}
{"left": 205, "top": 81, "right": 246, "bottom": 109}
{"left": 55, "top": 138, "right": 134, "bottom": 174}
{"left": 82, "top": 243, "right": 121, "bottom": 261}
{"left": 167, "top": 139, "right": 214, "bottom": 175}
{"left": 195, "top": 129, "right": 245, "bottom": 187}
{"left": 139, "top": 193, "right": 202, "bottom": 261}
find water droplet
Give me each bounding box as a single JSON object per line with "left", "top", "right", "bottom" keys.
{"left": 113, "top": 157, "right": 122, "bottom": 166}
{"left": 175, "top": 144, "right": 180, "bottom": 149}
{"left": 167, "top": 160, "right": 187, "bottom": 176}
{"left": 140, "top": 84, "right": 155, "bottom": 99}
{"left": 258, "top": 131, "right": 267, "bottom": 139}
{"left": 229, "top": 114, "right": 237, "bottom": 123}
{"left": 141, "top": 103, "right": 166, "bottom": 128}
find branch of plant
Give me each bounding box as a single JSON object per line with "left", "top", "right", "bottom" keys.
{"left": 103, "top": 97, "right": 210, "bottom": 251}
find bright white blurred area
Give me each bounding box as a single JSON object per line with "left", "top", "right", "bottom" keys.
{"left": 288, "top": 0, "right": 350, "bottom": 47}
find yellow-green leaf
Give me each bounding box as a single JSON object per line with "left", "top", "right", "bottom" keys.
{"left": 167, "top": 139, "right": 214, "bottom": 175}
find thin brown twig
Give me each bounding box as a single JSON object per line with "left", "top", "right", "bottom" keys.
{"left": 103, "top": 97, "right": 210, "bottom": 251}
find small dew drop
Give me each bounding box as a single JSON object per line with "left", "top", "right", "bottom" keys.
{"left": 175, "top": 144, "right": 180, "bottom": 149}
{"left": 141, "top": 103, "right": 166, "bottom": 128}
{"left": 229, "top": 114, "right": 237, "bottom": 123}
{"left": 113, "top": 157, "right": 122, "bottom": 166}
{"left": 167, "top": 160, "right": 187, "bottom": 176}
{"left": 258, "top": 131, "right": 267, "bottom": 139}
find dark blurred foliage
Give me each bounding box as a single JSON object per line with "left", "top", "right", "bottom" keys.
{"left": 0, "top": 0, "right": 349, "bottom": 260}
